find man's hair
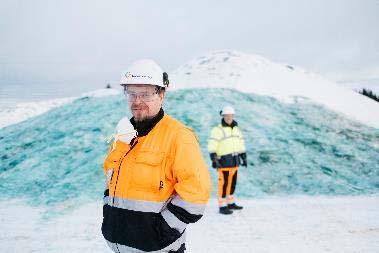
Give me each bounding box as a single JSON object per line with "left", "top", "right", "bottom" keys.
{"left": 155, "top": 85, "right": 166, "bottom": 94}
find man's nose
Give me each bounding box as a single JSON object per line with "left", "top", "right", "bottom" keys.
{"left": 134, "top": 95, "right": 143, "bottom": 103}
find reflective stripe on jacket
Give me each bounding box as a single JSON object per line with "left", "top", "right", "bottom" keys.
{"left": 102, "top": 114, "right": 211, "bottom": 252}
{"left": 207, "top": 124, "right": 246, "bottom": 168}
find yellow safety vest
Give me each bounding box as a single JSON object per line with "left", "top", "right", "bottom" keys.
{"left": 207, "top": 124, "right": 246, "bottom": 156}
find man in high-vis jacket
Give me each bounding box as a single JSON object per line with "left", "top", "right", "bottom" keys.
{"left": 207, "top": 106, "right": 247, "bottom": 215}
{"left": 102, "top": 59, "right": 211, "bottom": 252}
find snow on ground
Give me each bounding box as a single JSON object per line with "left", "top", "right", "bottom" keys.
{"left": 171, "top": 50, "right": 379, "bottom": 129}
{"left": 0, "top": 88, "right": 120, "bottom": 129}
{"left": 1, "top": 196, "right": 378, "bottom": 253}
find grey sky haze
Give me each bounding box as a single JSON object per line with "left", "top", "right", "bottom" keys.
{"left": 1, "top": 0, "right": 378, "bottom": 89}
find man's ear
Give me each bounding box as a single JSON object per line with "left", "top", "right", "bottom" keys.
{"left": 159, "top": 91, "right": 165, "bottom": 101}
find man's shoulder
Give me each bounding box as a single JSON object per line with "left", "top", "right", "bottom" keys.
{"left": 211, "top": 124, "right": 223, "bottom": 132}
{"left": 162, "top": 114, "right": 198, "bottom": 143}
{"left": 161, "top": 114, "right": 188, "bottom": 130}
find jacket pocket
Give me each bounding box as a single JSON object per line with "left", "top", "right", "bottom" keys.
{"left": 104, "top": 143, "right": 129, "bottom": 171}
{"left": 154, "top": 213, "right": 181, "bottom": 248}
{"left": 131, "top": 151, "right": 164, "bottom": 192}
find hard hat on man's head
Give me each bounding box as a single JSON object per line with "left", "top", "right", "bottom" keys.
{"left": 220, "top": 105, "right": 235, "bottom": 115}
{"left": 120, "top": 59, "right": 169, "bottom": 88}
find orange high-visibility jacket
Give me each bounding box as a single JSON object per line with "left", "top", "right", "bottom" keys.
{"left": 102, "top": 114, "right": 211, "bottom": 252}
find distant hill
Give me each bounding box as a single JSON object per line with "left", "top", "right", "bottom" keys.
{"left": 171, "top": 50, "right": 379, "bottom": 128}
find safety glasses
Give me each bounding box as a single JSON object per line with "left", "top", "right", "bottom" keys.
{"left": 124, "top": 90, "right": 158, "bottom": 102}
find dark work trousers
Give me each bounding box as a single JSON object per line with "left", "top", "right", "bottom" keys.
{"left": 217, "top": 167, "right": 238, "bottom": 207}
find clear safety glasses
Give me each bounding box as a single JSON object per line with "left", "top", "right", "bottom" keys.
{"left": 124, "top": 90, "right": 158, "bottom": 102}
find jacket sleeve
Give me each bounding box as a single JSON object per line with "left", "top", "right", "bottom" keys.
{"left": 160, "top": 128, "right": 211, "bottom": 232}
{"left": 237, "top": 127, "right": 246, "bottom": 153}
{"left": 207, "top": 126, "right": 223, "bottom": 153}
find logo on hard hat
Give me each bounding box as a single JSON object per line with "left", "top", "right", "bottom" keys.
{"left": 125, "top": 72, "right": 152, "bottom": 79}
{"left": 125, "top": 72, "right": 133, "bottom": 79}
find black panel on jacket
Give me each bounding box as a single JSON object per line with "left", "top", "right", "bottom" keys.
{"left": 218, "top": 153, "right": 240, "bottom": 168}
{"left": 167, "top": 202, "right": 203, "bottom": 224}
{"left": 102, "top": 204, "right": 182, "bottom": 251}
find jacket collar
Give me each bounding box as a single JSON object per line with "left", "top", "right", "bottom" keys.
{"left": 221, "top": 118, "right": 238, "bottom": 128}
{"left": 130, "top": 108, "right": 164, "bottom": 137}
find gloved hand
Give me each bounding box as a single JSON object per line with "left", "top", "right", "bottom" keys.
{"left": 212, "top": 160, "right": 221, "bottom": 169}
{"left": 116, "top": 117, "right": 137, "bottom": 144}
{"left": 239, "top": 153, "right": 247, "bottom": 167}
{"left": 210, "top": 153, "right": 221, "bottom": 169}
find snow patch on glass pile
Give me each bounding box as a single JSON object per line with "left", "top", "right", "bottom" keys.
{"left": 0, "top": 89, "right": 378, "bottom": 206}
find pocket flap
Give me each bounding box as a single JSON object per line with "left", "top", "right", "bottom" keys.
{"left": 135, "top": 151, "right": 164, "bottom": 165}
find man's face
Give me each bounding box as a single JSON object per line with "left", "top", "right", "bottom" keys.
{"left": 223, "top": 114, "right": 234, "bottom": 125}
{"left": 126, "top": 84, "right": 165, "bottom": 122}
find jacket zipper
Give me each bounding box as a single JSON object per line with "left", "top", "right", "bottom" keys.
{"left": 112, "top": 140, "right": 138, "bottom": 205}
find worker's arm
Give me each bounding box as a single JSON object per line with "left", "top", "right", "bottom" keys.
{"left": 160, "top": 128, "right": 211, "bottom": 233}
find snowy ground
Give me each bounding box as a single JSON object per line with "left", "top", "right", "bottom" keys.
{"left": 1, "top": 196, "right": 378, "bottom": 253}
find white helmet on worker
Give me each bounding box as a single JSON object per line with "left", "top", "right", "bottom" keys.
{"left": 120, "top": 59, "right": 169, "bottom": 88}
{"left": 220, "top": 105, "right": 235, "bottom": 115}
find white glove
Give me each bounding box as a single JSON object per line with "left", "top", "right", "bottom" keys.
{"left": 115, "top": 117, "right": 137, "bottom": 144}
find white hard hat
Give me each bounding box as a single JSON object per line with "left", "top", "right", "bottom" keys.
{"left": 120, "top": 59, "right": 169, "bottom": 88}
{"left": 221, "top": 105, "right": 235, "bottom": 115}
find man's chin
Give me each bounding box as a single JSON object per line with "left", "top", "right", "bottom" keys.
{"left": 132, "top": 113, "right": 149, "bottom": 122}
{"left": 134, "top": 114, "right": 157, "bottom": 123}
{"left": 133, "top": 115, "right": 144, "bottom": 121}
{"left": 132, "top": 110, "right": 144, "bottom": 120}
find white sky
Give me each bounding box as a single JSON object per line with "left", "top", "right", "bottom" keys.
{"left": 0, "top": 0, "right": 378, "bottom": 88}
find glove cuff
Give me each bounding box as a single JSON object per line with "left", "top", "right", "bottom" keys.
{"left": 239, "top": 152, "right": 247, "bottom": 160}
{"left": 210, "top": 153, "right": 218, "bottom": 161}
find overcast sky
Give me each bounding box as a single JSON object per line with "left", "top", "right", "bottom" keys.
{"left": 1, "top": 0, "right": 378, "bottom": 89}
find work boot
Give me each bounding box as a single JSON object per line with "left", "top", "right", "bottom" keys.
{"left": 219, "top": 206, "right": 233, "bottom": 215}
{"left": 227, "top": 203, "right": 243, "bottom": 210}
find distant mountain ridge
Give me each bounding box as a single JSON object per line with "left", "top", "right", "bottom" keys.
{"left": 171, "top": 50, "right": 379, "bottom": 128}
